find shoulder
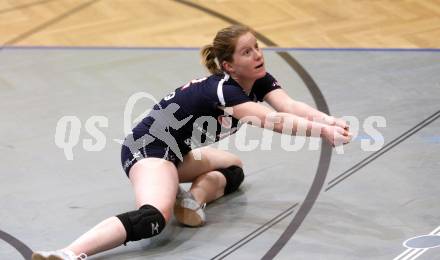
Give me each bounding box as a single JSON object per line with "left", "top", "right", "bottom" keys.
{"left": 216, "top": 74, "right": 251, "bottom": 107}
{"left": 251, "top": 72, "right": 282, "bottom": 101}
{"left": 254, "top": 72, "right": 281, "bottom": 88}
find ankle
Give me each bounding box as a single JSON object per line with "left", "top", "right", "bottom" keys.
{"left": 189, "top": 189, "right": 207, "bottom": 205}
{"left": 63, "top": 248, "right": 87, "bottom": 259}
{"left": 62, "top": 248, "right": 78, "bottom": 256}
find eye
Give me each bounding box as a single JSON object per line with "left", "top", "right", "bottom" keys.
{"left": 255, "top": 43, "right": 259, "bottom": 50}
{"left": 243, "top": 49, "right": 251, "bottom": 56}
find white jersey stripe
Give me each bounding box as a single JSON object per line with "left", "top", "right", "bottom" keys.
{"left": 217, "top": 73, "right": 229, "bottom": 106}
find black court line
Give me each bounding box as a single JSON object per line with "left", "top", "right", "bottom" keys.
{"left": 261, "top": 144, "right": 333, "bottom": 259}
{"left": 0, "top": 0, "right": 56, "bottom": 14}
{"left": 0, "top": 230, "right": 33, "bottom": 260}
{"left": 174, "top": 1, "right": 332, "bottom": 259}
{"left": 261, "top": 53, "right": 332, "bottom": 259}
{"left": 326, "top": 110, "right": 440, "bottom": 191}
{"left": 210, "top": 203, "right": 299, "bottom": 260}
{"left": 0, "top": 1, "right": 101, "bottom": 258}
{"left": 1, "top": 0, "right": 100, "bottom": 48}
{"left": 173, "top": 0, "right": 276, "bottom": 47}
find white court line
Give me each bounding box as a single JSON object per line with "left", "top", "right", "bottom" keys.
{"left": 405, "top": 249, "right": 429, "bottom": 260}
{"left": 430, "top": 226, "right": 440, "bottom": 235}
{"left": 393, "top": 225, "right": 440, "bottom": 260}
{"left": 394, "top": 248, "right": 424, "bottom": 260}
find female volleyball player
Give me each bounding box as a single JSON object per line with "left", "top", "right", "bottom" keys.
{"left": 32, "top": 25, "right": 351, "bottom": 260}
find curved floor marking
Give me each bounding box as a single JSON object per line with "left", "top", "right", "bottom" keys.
{"left": 0, "top": 230, "right": 33, "bottom": 260}
{"left": 0, "top": 1, "right": 102, "bottom": 259}
{"left": 173, "top": 1, "right": 332, "bottom": 259}
{"left": 0, "top": 1, "right": 332, "bottom": 259}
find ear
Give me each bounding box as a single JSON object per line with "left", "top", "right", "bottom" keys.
{"left": 222, "top": 60, "right": 234, "bottom": 74}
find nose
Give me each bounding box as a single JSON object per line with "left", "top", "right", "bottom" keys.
{"left": 254, "top": 48, "right": 263, "bottom": 60}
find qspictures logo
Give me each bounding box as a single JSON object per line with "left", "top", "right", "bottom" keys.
{"left": 54, "top": 91, "right": 387, "bottom": 161}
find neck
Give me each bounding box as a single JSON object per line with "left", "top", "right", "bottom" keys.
{"left": 230, "top": 74, "right": 254, "bottom": 94}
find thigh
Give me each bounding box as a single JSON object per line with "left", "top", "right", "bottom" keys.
{"left": 129, "top": 158, "right": 179, "bottom": 220}
{"left": 177, "top": 146, "right": 243, "bottom": 183}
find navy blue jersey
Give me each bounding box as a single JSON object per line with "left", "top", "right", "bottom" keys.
{"left": 132, "top": 72, "right": 281, "bottom": 159}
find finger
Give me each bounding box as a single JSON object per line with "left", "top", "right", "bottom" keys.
{"left": 337, "top": 127, "right": 347, "bottom": 135}
{"left": 340, "top": 121, "right": 348, "bottom": 130}
{"left": 343, "top": 135, "right": 352, "bottom": 143}
{"left": 334, "top": 133, "right": 350, "bottom": 144}
{"left": 333, "top": 135, "right": 346, "bottom": 146}
{"left": 335, "top": 118, "right": 349, "bottom": 130}
{"left": 342, "top": 130, "right": 353, "bottom": 137}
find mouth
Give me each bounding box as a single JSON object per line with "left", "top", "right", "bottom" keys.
{"left": 255, "top": 63, "right": 264, "bottom": 69}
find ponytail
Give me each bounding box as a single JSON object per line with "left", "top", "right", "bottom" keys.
{"left": 200, "top": 44, "right": 222, "bottom": 75}
{"left": 201, "top": 25, "right": 253, "bottom": 75}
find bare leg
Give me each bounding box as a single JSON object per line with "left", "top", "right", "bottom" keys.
{"left": 64, "top": 158, "right": 178, "bottom": 257}
{"left": 65, "top": 217, "right": 126, "bottom": 256}
{"left": 189, "top": 170, "right": 227, "bottom": 204}
{"left": 178, "top": 147, "right": 243, "bottom": 205}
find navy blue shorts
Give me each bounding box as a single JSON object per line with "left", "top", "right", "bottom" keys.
{"left": 120, "top": 136, "right": 183, "bottom": 177}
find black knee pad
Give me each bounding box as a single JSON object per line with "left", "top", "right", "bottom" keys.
{"left": 218, "top": 165, "right": 244, "bottom": 195}
{"left": 116, "top": 204, "right": 166, "bottom": 244}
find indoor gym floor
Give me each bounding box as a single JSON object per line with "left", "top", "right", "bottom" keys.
{"left": 0, "top": 1, "right": 439, "bottom": 260}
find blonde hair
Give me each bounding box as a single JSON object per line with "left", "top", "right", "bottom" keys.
{"left": 201, "top": 25, "right": 253, "bottom": 75}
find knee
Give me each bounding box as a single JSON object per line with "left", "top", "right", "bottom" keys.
{"left": 159, "top": 207, "right": 173, "bottom": 223}
{"left": 116, "top": 204, "right": 166, "bottom": 244}
{"left": 217, "top": 165, "right": 244, "bottom": 195}
{"left": 230, "top": 156, "right": 243, "bottom": 168}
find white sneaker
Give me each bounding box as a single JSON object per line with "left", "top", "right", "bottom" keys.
{"left": 32, "top": 249, "right": 87, "bottom": 260}
{"left": 174, "top": 185, "right": 206, "bottom": 227}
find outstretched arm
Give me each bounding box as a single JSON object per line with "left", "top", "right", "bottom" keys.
{"left": 263, "top": 89, "right": 349, "bottom": 130}
{"left": 228, "top": 101, "right": 351, "bottom": 147}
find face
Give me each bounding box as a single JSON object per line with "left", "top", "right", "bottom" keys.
{"left": 223, "top": 32, "right": 266, "bottom": 81}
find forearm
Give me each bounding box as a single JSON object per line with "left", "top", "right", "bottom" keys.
{"left": 285, "top": 101, "right": 331, "bottom": 123}
{"left": 265, "top": 112, "right": 327, "bottom": 137}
